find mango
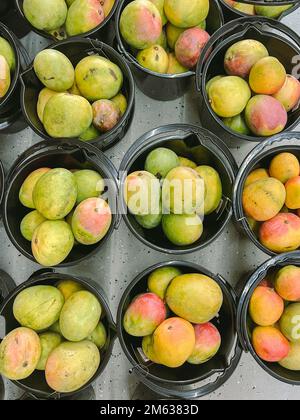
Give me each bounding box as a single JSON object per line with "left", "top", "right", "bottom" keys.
{"left": 164, "top": 0, "right": 209, "bottom": 28}
{"left": 20, "top": 210, "right": 47, "bottom": 241}
{"left": 0, "top": 36, "right": 16, "bottom": 71}
{"left": 101, "top": 0, "right": 115, "bottom": 17}
{"left": 242, "top": 178, "right": 286, "bottom": 222}
{"left": 224, "top": 40, "right": 269, "bottom": 79}
{"left": 162, "top": 213, "right": 203, "bottom": 246}
{"left": 43, "top": 93, "right": 93, "bottom": 138}
{"left": 273, "top": 75, "right": 300, "bottom": 112}
{"left": 92, "top": 99, "right": 121, "bottom": 133}
{"left": 135, "top": 203, "right": 162, "bottom": 229}
{"left": 19, "top": 168, "right": 51, "bottom": 209}
{"left": 153, "top": 317, "right": 195, "bottom": 368}
{"left": 124, "top": 171, "right": 161, "bottom": 216}
{"left": 68, "top": 80, "right": 81, "bottom": 95}
{"left": 0, "top": 55, "right": 10, "bottom": 98}
{"left": 223, "top": 114, "right": 251, "bottom": 136}
{"left": 32, "top": 220, "right": 74, "bottom": 266}
{"left": 37, "top": 88, "right": 62, "bottom": 122}
{"left": 252, "top": 326, "right": 290, "bottom": 362}
{"left": 157, "top": 29, "right": 168, "bottom": 50}
{"left": 162, "top": 167, "right": 205, "bottom": 214}
{"left": 66, "top": 0, "right": 105, "bottom": 36}
{"left": 34, "top": 49, "right": 74, "bottom": 92}
{"left": 74, "top": 170, "right": 104, "bottom": 204}
{"left": 33, "top": 168, "right": 77, "bottom": 220}
{"left": 249, "top": 57, "right": 286, "bottom": 95}
{"left": 233, "top": 2, "right": 255, "bottom": 14}
{"left": 0, "top": 328, "right": 41, "bottom": 380}
{"left": 178, "top": 157, "right": 197, "bottom": 169}
{"left": 56, "top": 279, "right": 84, "bottom": 301}
{"left": 123, "top": 292, "right": 166, "bottom": 337}
{"left": 13, "top": 285, "right": 64, "bottom": 331}
{"left": 279, "top": 342, "right": 300, "bottom": 371}
{"left": 280, "top": 304, "right": 300, "bottom": 343}
{"left": 275, "top": 265, "right": 300, "bottom": 301}
{"left": 23, "top": 0, "right": 67, "bottom": 31}
{"left": 175, "top": 28, "right": 210, "bottom": 69}
{"left": 149, "top": 0, "right": 167, "bottom": 25}
{"left": 166, "top": 273, "right": 223, "bottom": 323}
{"left": 187, "top": 323, "right": 221, "bottom": 365}
{"left": 148, "top": 266, "right": 182, "bottom": 299}
{"left": 72, "top": 197, "right": 112, "bottom": 245}
{"left": 142, "top": 335, "right": 160, "bottom": 363}
{"left": 168, "top": 56, "right": 191, "bottom": 75}
{"left": 249, "top": 286, "right": 284, "bottom": 327}
{"left": 269, "top": 153, "right": 299, "bottom": 184}
{"left": 79, "top": 125, "right": 100, "bottom": 141}
{"left": 111, "top": 93, "right": 128, "bottom": 116}
{"left": 259, "top": 213, "right": 300, "bottom": 253}
{"left": 37, "top": 332, "right": 63, "bottom": 371}
{"left": 244, "top": 168, "right": 269, "bottom": 187}
{"left": 49, "top": 321, "right": 62, "bottom": 335}
{"left": 285, "top": 177, "right": 300, "bottom": 209}
{"left": 60, "top": 290, "right": 101, "bottom": 342}
{"left": 120, "top": 0, "right": 162, "bottom": 49}
{"left": 145, "top": 147, "right": 179, "bottom": 179}
{"left": 137, "top": 45, "right": 169, "bottom": 74}
{"left": 75, "top": 56, "right": 123, "bottom": 101}
{"left": 87, "top": 322, "right": 107, "bottom": 349}
{"left": 245, "top": 95, "right": 287, "bottom": 137}
{"left": 205, "top": 75, "right": 224, "bottom": 94}
{"left": 208, "top": 76, "right": 251, "bottom": 118}
{"left": 45, "top": 341, "right": 100, "bottom": 393}
{"left": 196, "top": 166, "right": 222, "bottom": 215}
{"left": 255, "top": 5, "right": 292, "bottom": 18}
{"left": 166, "top": 23, "right": 184, "bottom": 50}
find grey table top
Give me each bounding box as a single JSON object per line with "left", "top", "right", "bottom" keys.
{"left": 1, "top": 9, "right": 300, "bottom": 400}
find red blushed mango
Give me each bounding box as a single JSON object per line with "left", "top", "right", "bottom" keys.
{"left": 123, "top": 293, "right": 167, "bottom": 337}
{"left": 245, "top": 95, "right": 287, "bottom": 137}
{"left": 285, "top": 176, "right": 300, "bottom": 209}
{"left": 252, "top": 326, "right": 290, "bottom": 362}
{"left": 187, "top": 323, "right": 221, "bottom": 365}
{"left": 242, "top": 178, "right": 286, "bottom": 222}
{"left": 175, "top": 28, "right": 210, "bottom": 69}
{"left": 275, "top": 265, "right": 300, "bottom": 301}
{"left": 72, "top": 197, "right": 112, "bottom": 245}
{"left": 273, "top": 75, "right": 300, "bottom": 112}
{"left": 249, "top": 286, "right": 284, "bottom": 326}
{"left": 259, "top": 213, "right": 300, "bottom": 253}
{"left": 244, "top": 168, "right": 269, "bottom": 187}
{"left": 249, "top": 56, "right": 286, "bottom": 95}
{"left": 269, "top": 152, "right": 300, "bottom": 184}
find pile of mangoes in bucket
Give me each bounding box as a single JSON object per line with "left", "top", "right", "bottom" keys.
{"left": 19, "top": 167, "right": 112, "bottom": 266}
{"left": 0, "top": 280, "right": 107, "bottom": 392}
{"left": 207, "top": 39, "right": 300, "bottom": 137}
{"left": 120, "top": 0, "right": 211, "bottom": 73}
{"left": 124, "top": 267, "right": 222, "bottom": 367}
{"left": 243, "top": 152, "right": 300, "bottom": 253}
{"left": 0, "top": 36, "right": 16, "bottom": 99}
{"left": 35, "top": 49, "right": 127, "bottom": 141}
{"left": 249, "top": 265, "right": 300, "bottom": 370}
{"left": 22, "top": 0, "right": 115, "bottom": 38}
{"left": 224, "top": 0, "right": 293, "bottom": 18}
{"left": 124, "top": 146, "right": 222, "bottom": 246}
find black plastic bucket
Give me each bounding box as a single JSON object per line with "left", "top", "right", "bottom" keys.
{"left": 0, "top": 269, "right": 117, "bottom": 399}
{"left": 115, "top": 0, "right": 224, "bottom": 101}
{"left": 0, "top": 23, "right": 30, "bottom": 134}
{"left": 15, "top": 0, "right": 119, "bottom": 44}
{"left": 219, "top": 0, "right": 300, "bottom": 23}
{"left": 2, "top": 140, "right": 120, "bottom": 267}
{"left": 0, "top": 0, "right": 30, "bottom": 38}
{"left": 119, "top": 124, "right": 237, "bottom": 255}
{"left": 237, "top": 251, "right": 300, "bottom": 385}
{"left": 117, "top": 260, "right": 242, "bottom": 399}
{"left": 20, "top": 38, "right": 135, "bottom": 151}
{"left": 232, "top": 131, "right": 300, "bottom": 257}
{"left": 196, "top": 17, "right": 300, "bottom": 145}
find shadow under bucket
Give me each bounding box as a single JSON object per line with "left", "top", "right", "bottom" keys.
{"left": 115, "top": 0, "right": 224, "bottom": 101}
{"left": 196, "top": 17, "right": 300, "bottom": 147}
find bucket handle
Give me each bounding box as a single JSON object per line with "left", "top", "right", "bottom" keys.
{"left": 196, "top": 16, "right": 300, "bottom": 92}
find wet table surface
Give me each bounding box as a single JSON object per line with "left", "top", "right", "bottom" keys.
{"left": 1, "top": 9, "right": 300, "bottom": 400}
